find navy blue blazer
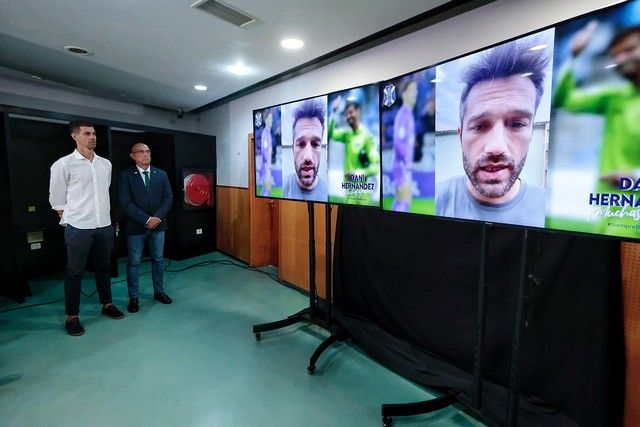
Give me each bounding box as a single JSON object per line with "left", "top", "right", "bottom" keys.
{"left": 118, "top": 165, "right": 173, "bottom": 235}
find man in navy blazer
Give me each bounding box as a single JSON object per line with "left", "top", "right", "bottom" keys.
{"left": 118, "top": 143, "right": 173, "bottom": 313}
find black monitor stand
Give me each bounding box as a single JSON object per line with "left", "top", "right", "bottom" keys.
{"left": 381, "top": 223, "right": 530, "bottom": 427}
{"left": 252, "top": 202, "right": 348, "bottom": 374}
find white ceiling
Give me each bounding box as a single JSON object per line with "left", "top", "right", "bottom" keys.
{"left": 0, "top": 0, "right": 458, "bottom": 113}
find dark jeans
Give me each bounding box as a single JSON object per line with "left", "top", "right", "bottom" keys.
{"left": 64, "top": 225, "right": 114, "bottom": 316}
{"left": 126, "top": 230, "right": 165, "bottom": 298}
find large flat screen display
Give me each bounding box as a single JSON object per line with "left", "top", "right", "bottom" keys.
{"left": 379, "top": 0, "right": 640, "bottom": 241}
{"left": 253, "top": 84, "right": 380, "bottom": 206}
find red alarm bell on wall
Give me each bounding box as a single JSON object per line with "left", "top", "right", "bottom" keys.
{"left": 184, "top": 173, "right": 213, "bottom": 207}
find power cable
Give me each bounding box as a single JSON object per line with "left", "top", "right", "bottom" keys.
{"left": 0, "top": 256, "right": 281, "bottom": 313}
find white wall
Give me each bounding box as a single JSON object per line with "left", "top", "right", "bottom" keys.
{"left": 0, "top": 76, "right": 206, "bottom": 133}
{"left": 200, "top": 0, "right": 619, "bottom": 187}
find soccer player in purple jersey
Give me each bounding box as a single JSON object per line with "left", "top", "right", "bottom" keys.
{"left": 260, "top": 111, "right": 273, "bottom": 196}
{"left": 392, "top": 79, "right": 418, "bottom": 212}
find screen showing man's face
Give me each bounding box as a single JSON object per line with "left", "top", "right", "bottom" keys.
{"left": 459, "top": 75, "right": 535, "bottom": 201}
{"left": 293, "top": 117, "right": 323, "bottom": 190}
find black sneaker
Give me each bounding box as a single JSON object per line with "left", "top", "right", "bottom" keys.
{"left": 65, "top": 317, "right": 85, "bottom": 336}
{"left": 102, "top": 304, "right": 125, "bottom": 319}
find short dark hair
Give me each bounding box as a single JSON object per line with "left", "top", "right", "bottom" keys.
{"left": 459, "top": 40, "right": 549, "bottom": 124}
{"left": 609, "top": 26, "right": 640, "bottom": 50}
{"left": 344, "top": 99, "right": 361, "bottom": 111}
{"left": 292, "top": 98, "right": 326, "bottom": 139}
{"left": 69, "top": 120, "right": 94, "bottom": 134}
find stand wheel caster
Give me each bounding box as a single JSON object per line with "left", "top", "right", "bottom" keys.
{"left": 382, "top": 416, "right": 393, "bottom": 427}
{"left": 307, "top": 365, "right": 316, "bottom": 375}
{"left": 254, "top": 332, "right": 261, "bottom": 341}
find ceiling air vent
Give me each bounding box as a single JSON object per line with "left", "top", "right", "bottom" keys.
{"left": 191, "top": 0, "right": 257, "bottom": 28}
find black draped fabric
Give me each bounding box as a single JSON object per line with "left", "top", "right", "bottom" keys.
{"left": 332, "top": 206, "right": 624, "bottom": 426}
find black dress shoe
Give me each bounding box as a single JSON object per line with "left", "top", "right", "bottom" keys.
{"left": 101, "top": 304, "right": 125, "bottom": 319}
{"left": 65, "top": 317, "right": 85, "bottom": 336}
{"left": 127, "top": 298, "right": 139, "bottom": 313}
{"left": 154, "top": 292, "right": 172, "bottom": 304}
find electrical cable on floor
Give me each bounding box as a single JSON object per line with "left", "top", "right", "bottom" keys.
{"left": 80, "top": 272, "right": 140, "bottom": 298}
{"left": 164, "top": 258, "right": 281, "bottom": 284}
{"left": 0, "top": 256, "right": 281, "bottom": 313}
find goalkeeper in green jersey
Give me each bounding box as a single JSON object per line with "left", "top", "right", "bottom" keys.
{"left": 328, "top": 96, "right": 380, "bottom": 205}
{"left": 553, "top": 23, "right": 640, "bottom": 238}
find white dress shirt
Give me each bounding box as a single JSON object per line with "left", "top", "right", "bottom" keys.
{"left": 49, "top": 149, "right": 112, "bottom": 229}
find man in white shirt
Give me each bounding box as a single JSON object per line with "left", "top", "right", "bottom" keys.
{"left": 49, "top": 120, "right": 124, "bottom": 336}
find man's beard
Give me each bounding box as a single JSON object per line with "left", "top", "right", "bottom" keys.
{"left": 296, "top": 160, "right": 319, "bottom": 189}
{"left": 618, "top": 60, "right": 640, "bottom": 82}
{"left": 463, "top": 152, "right": 526, "bottom": 199}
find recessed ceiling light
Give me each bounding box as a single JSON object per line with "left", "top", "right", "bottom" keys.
{"left": 64, "top": 45, "right": 94, "bottom": 56}
{"left": 227, "top": 62, "right": 251, "bottom": 76}
{"left": 529, "top": 44, "right": 547, "bottom": 51}
{"left": 281, "top": 38, "right": 304, "bottom": 49}
{"left": 194, "top": 85, "right": 208, "bottom": 91}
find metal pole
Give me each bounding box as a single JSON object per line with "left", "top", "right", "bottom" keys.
{"left": 325, "top": 204, "right": 332, "bottom": 323}
{"left": 507, "top": 228, "right": 528, "bottom": 426}
{"left": 472, "top": 222, "right": 489, "bottom": 408}
{"left": 307, "top": 202, "right": 316, "bottom": 318}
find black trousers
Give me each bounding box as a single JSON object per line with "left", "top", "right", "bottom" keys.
{"left": 63, "top": 225, "right": 114, "bottom": 316}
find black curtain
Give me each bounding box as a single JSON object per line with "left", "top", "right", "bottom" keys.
{"left": 332, "top": 206, "right": 624, "bottom": 426}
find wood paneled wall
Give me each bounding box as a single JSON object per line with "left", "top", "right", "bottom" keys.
{"left": 215, "top": 182, "right": 338, "bottom": 298}
{"left": 248, "top": 134, "right": 276, "bottom": 268}
{"left": 216, "top": 186, "right": 250, "bottom": 263}
{"left": 248, "top": 197, "right": 272, "bottom": 267}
